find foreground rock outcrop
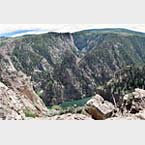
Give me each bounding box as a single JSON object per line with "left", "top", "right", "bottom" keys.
{"left": 107, "top": 88, "right": 145, "bottom": 120}
{"left": 84, "top": 88, "right": 145, "bottom": 120}
{"left": 0, "top": 52, "right": 49, "bottom": 120}
{"left": 32, "top": 113, "right": 93, "bottom": 120}
{"left": 0, "top": 79, "right": 48, "bottom": 120}
{"left": 85, "top": 94, "right": 115, "bottom": 120}
{"left": 48, "top": 113, "right": 93, "bottom": 120}
{"left": 0, "top": 81, "right": 25, "bottom": 120}
{"left": 121, "top": 88, "right": 145, "bottom": 114}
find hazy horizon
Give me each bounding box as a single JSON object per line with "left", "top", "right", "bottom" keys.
{"left": 0, "top": 24, "right": 145, "bottom": 37}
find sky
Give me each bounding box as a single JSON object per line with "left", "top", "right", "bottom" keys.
{"left": 0, "top": 24, "right": 145, "bottom": 37}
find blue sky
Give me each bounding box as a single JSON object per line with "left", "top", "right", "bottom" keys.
{"left": 0, "top": 24, "right": 145, "bottom": 37}
{"left": 0, "top": 29, "right": 42, "bottom": 37}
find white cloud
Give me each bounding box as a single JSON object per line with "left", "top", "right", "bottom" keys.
{"left": 0, "top": 24, "right": 145, "bottom": 36}
{"left": 11, "top": 30, "right": 48, "bottom": 37}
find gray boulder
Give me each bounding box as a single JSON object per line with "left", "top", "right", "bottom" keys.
{"left": 122, "top": 88, "right": 145, "bottom": 114}
{"left": 85, "top": 94, "right": 115, "bottom": 120}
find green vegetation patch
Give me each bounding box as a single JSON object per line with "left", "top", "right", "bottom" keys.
{"left": 24, "top": 109, "right": 37, "bottom": 118}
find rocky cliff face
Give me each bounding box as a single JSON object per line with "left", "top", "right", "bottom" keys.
{"left": 99, "top": 65, "right": 145, "bottom": 104}
{"left": 84, "top": 88, "right": 145, "bottom": 120}
{"left": 0, "top": 48, "right": 48, "bottom": 119}
{"left": 1, "top": 29, "right": 145, "bottom": 106}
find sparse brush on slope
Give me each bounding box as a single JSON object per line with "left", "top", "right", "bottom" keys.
{"left": 97, "top": 65, "right": 145, "bottom": 105}
{"left": 1, "top": 29, "right": 145, "bottom": 106}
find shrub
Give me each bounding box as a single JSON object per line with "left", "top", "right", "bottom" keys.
{"left": 51, "top": 105, "right": 62, "bottom": 110}
{"left": 24, "top": 109, "right": 37, "bottom": 118}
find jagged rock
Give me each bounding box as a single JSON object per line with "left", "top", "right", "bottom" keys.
{"left": 134, "top": 88, "right": 145, "bottom": 98}
{"left": 0, "top": 54, "right": 49, "bottom": 120}
{"left": 135, "top": 110, "right": 145, "bottom": 119}
{"left": 121, "top": 88, "right": 145, "bottom": 114}
{"left": 0, "top": 80, "right": 50, "bottom": 120}
{"left": 85, "top": 94, "right": 115, "bottom": 120}
{"left": 107, "top": 116, "right": 141, "bottom": 120}
{"left": 25, "top": 112, "right": 93, "bottom": 120}
{"left": 124, "top": 88, "right": 145, "bottom": 101}
{"left": 33, "top": 113, "right": 93, "bottom": 120}
{"left": 107, "top": 110, "right": 145, "bottom": 120}
{"left": 0, "top": 81, "right": 25, "bottom": 120}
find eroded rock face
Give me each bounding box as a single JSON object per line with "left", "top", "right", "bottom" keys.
{"left": 107, "top": 110, "right": 145, "bottom": 120}
{"left": 0, "top": 77, "right": 49, "bottom": 120}
{"left": 0, "top": 81, "right": 25, "bottom": 120}
{"left": 2, "top": 29, "right": 145, "bottom": 106}
{"left": 121, "top": 88, "right": 145, "bottom": 114}
{"left": 85, "top": 94, "right": 115, "bottom": 120}
{"left": 135, "top": 110, "right": 145, "bottom": 119}
{"left": 0, "top": 54, "right": 49, "bottom": 120}
{"left": 31, "top": 113, "right": 93, "bottom": 120}
{"left": 108, "top": 88, "right": 145, "bottom": 120}
{"left": 107, "top": 116, "right": 141, "bottom": 120}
